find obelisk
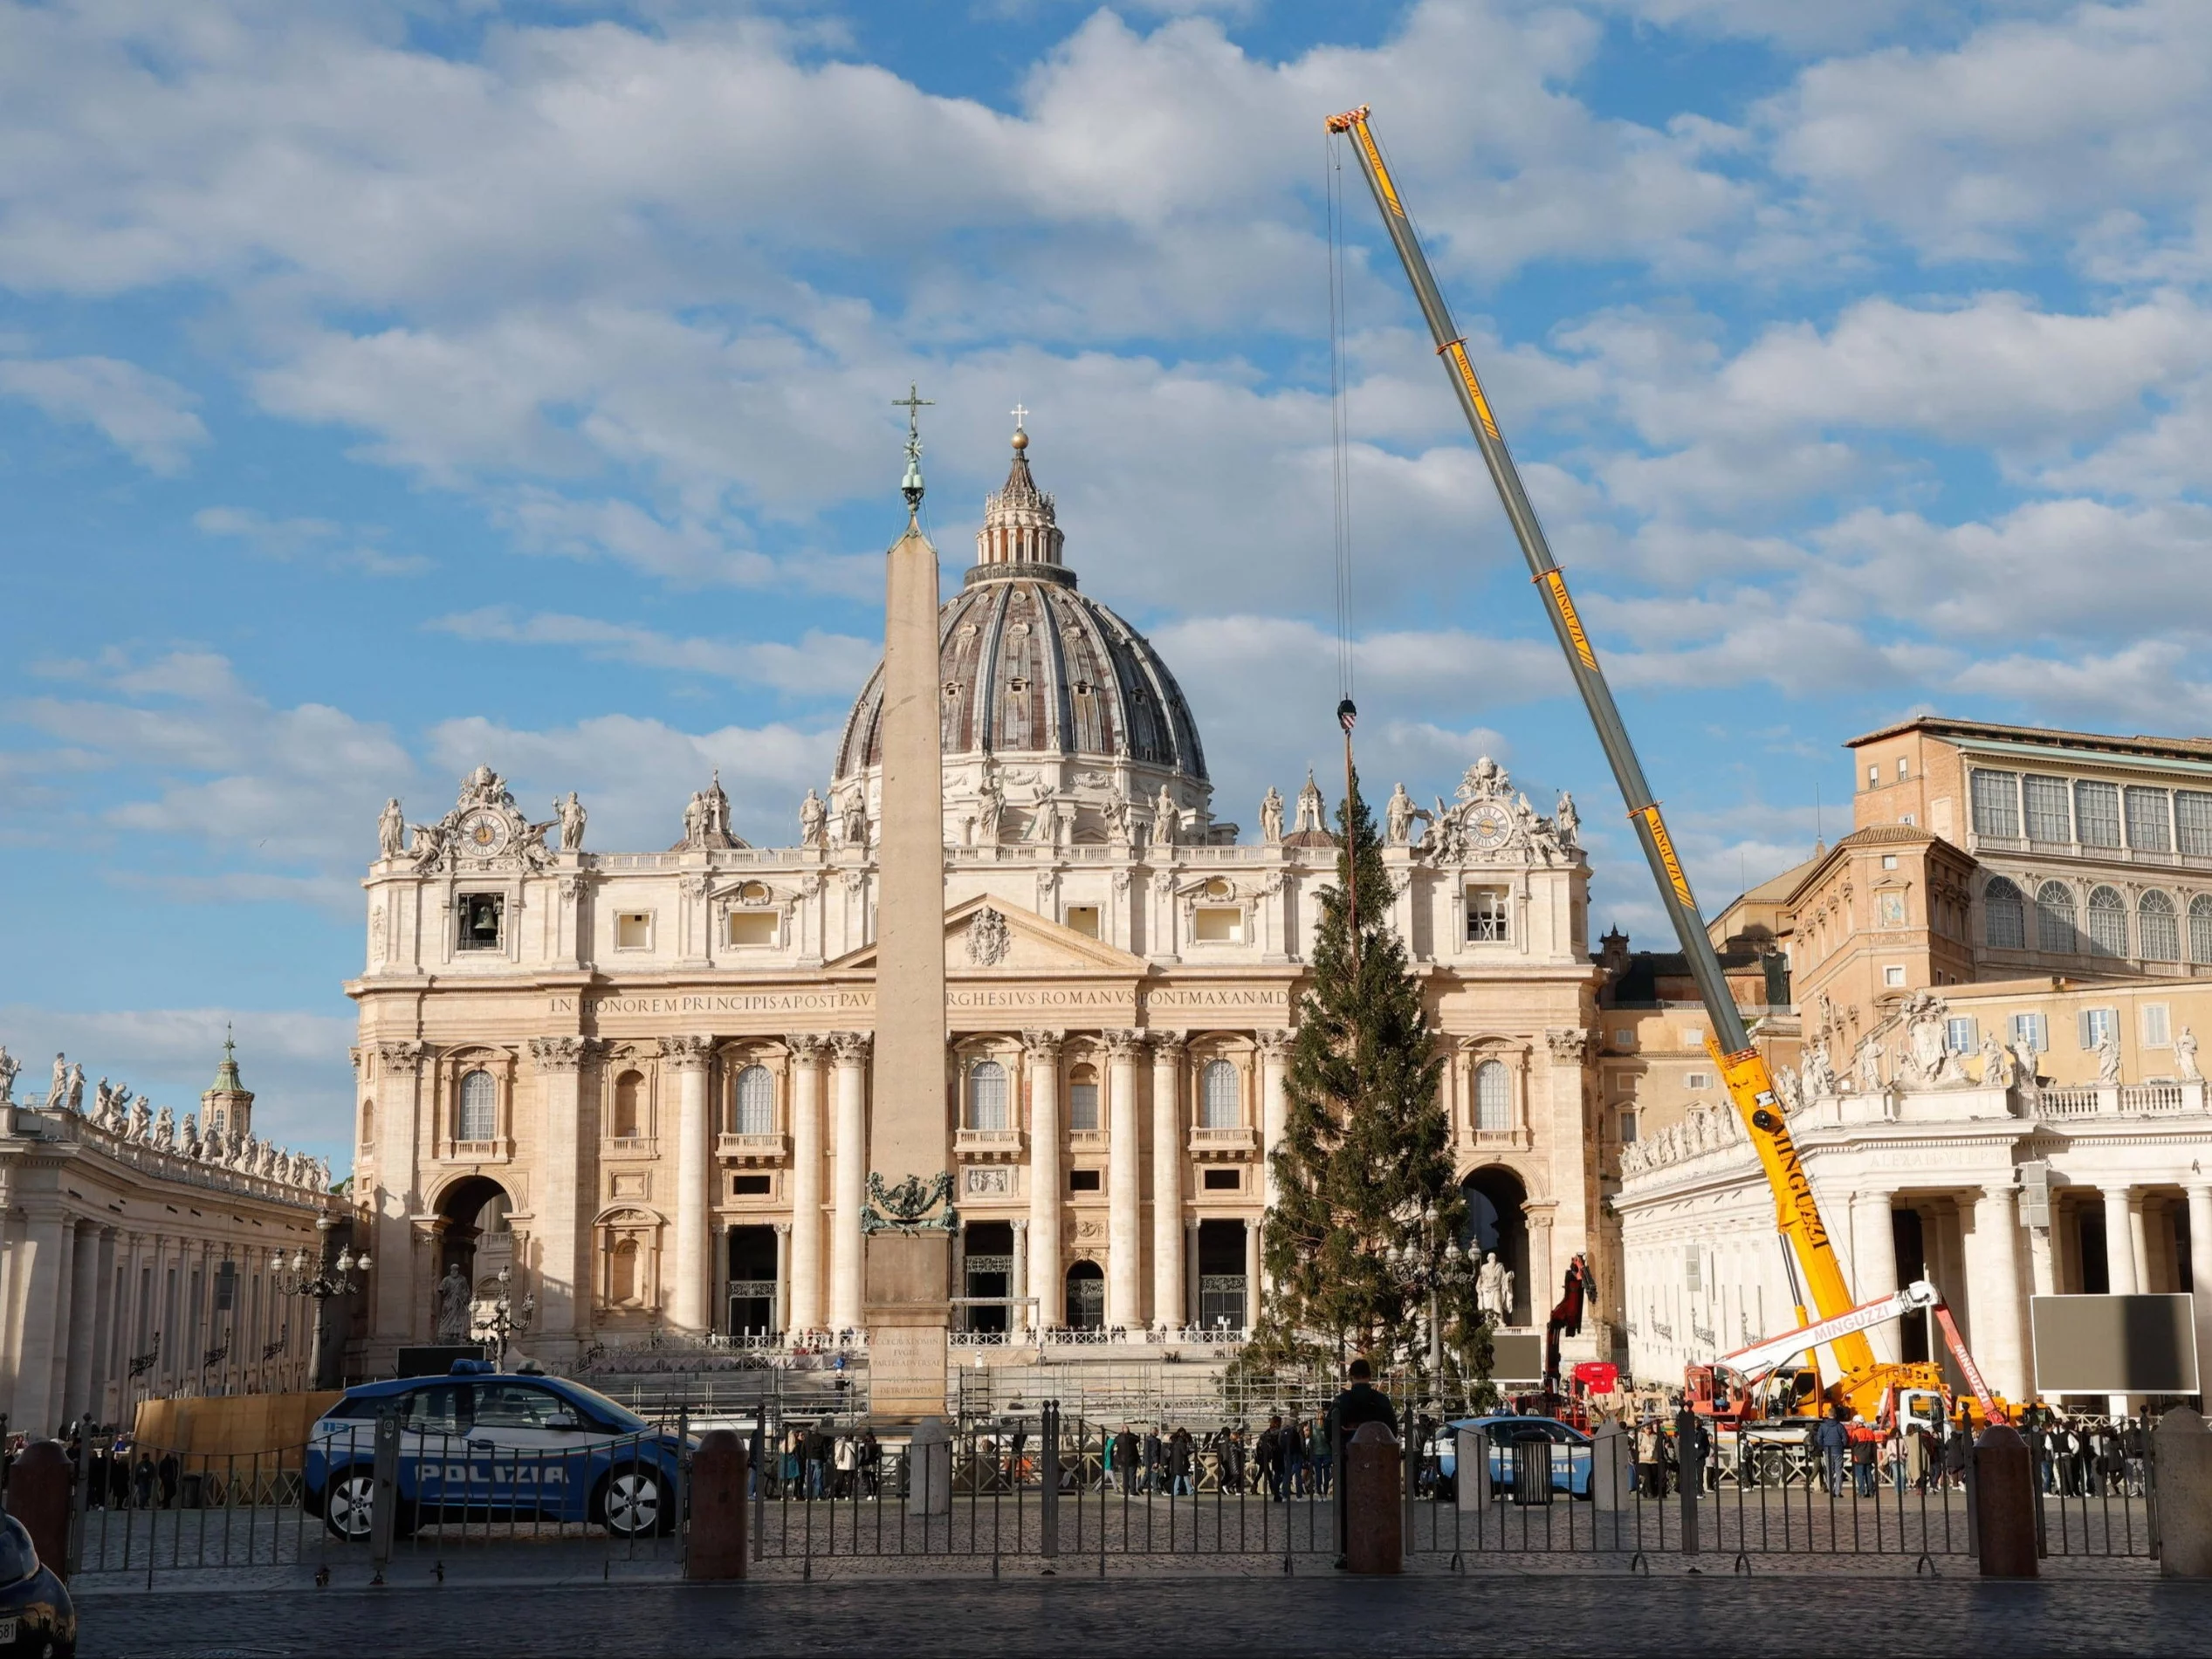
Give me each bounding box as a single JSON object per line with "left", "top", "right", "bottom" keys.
{"left": 864, "top": 387, "right": 953, "bottom": 1421}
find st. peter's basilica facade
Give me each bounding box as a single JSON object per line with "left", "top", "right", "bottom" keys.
{"left": 347, "top": 434, "right": 1605, "bottom": 1375}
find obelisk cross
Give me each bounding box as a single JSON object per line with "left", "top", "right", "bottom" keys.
{"left": 894, "top": 384, "right": 933, "bottom": 513}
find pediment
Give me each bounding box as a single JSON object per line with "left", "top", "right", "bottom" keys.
{"left": 824, "top": 894, "right": 1147, "bottom": 977}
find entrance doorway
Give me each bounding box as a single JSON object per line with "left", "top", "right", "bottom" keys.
{"left": 727, "top": 1225, "right": 779, "bottom": 1337}
{"left": 1065, "top": 1261, "right": 1105, "bottom": 1331}
{"left": 962, "top": 1220, "right": 1013, "bottom": 1333}
{"left": 1197, "top": 1218, "right": 1248, "bottom": 1333}
{"left": 1461, "top": 1167, "right": 1530, "bottom": 1326}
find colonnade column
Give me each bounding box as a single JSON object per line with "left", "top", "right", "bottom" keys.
{"left": 10, "top": 1208, "right": 69, "bottom": 1435}
{"left": 1151, "top": 1032, "right": 1185, "bottom": 1332}
{"left": 1010, "top": 1220, "right": 1029, "bottom": 1334}
{"left": 773, "top": 1222, "right": 793, "bottom": 1336}
{"left": 828, "top": 1032, "right": 871, "bottom": 1333}
{"left": 1852, "top": 1189, "right": 1902, "bottom": 1365}
{"left": 374, "top": 1041, "right": 430, "bottom": 1349}
{"left": 1022, "top": 1032, "right": 1063, "bottom": 1330}
{"left": 1257, "top": 1031, "right": 1289, "bottom": 1210}
{"left": 86, "top": 1228, "right": 117, "bottom": 1425}
{"left": 2188, "top": 1184, "right": 2212, "bottom": 1406}
{"left": 526, "top": 1037, "right": 594, "bottom": 1353}
{"left": 1243, "top": 1217, "right": 1262, "bottom": 1334}
{"left": 63, "top": 1221, "right": 100, "bottom": 1425}
{"left": 1105, "top": 1030, "right": 1145, "bottom": 1331}
{"left": 664, "top": 1036, "right": 714, "bottom": 1333}
{"left": 2104, "top": 1187, "right": 2142, "bottom": 1294}
{"left": 787, "top": 1036, "right": 828, "bottom": 1333}
{"left": 1963, "top": 1186, "right": 2029, "bottom": 1403}
{"left": 1185, "top": 1217, "right": 1201, "bottom": 1335}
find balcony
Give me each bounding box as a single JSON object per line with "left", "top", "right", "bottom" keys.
{"left": 954, "top": 1126, "right": 1026, "bottom": 1162}
{"left": 717, "top": 1131, "right": 790, "bottom": 1166}
{"left": 1187, "top": 1124, "right": 1257, "bottom": 1159}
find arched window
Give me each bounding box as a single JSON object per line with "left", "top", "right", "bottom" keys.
{"left": 2086, "top": 886, "right": 2128, "bottom": 957}
{"left": 1065, "top": 1261, "right": 1105, "bottom": 1332}
{"left": 610, "top": 1238, "right": 640, "bottom": 1305}
{"left": 457, "top": 1070, "right": 497, "bottom": 1141}
{"left": 1200, "top": 1060, "right": 1240, "bottom": 1129}
{"left": 1474, "top": 1059, "right": 1512, "bottom": 1133}
{"left": 359, "top": 1099, "right": 374, "bottom": 1146}
{"left": 2139, "top": 890, "right": 2180, "bottom": 962}
{"left": 2192, "top": 895, "right": 2212, "bottom": 966}
{"left": 1982, "top": 877, "right": 2025, "bottom": 950}
{"left": 2036, "top": 882, "right": 2078, "bottom": 955}
{"left": 968, "top": 1059, "right": 1008, "bottom": 1130}
{"left": 1068, "top": 1064, "right": 1100, "bottom": 1132}
{"left": 612, "top": 1069, "right": 643, "bottom": 1139}
{"left": 732, "top": 1065, "right": 774, "bottom": 1136}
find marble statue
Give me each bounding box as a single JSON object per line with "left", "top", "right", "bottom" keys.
{"left": 1555, "top": 792, "right": 1580, "bottom": 842}
{"left": 1980, "top": 1032, "right": 2012, "bottom": 1087}
{"left": 976, "top": 765, "right": 1005, "bottom": 846}
{"left": 1475, "top": 1251, "right": 1514, "bottom": 1321}
{"left": 1153, "top": 785, "right": 1178, "bottom": 848}
{"left": 839, "top": 790, "right": 869, "bottom": 852}
{"left": 435, "top": 1264, "right": 473, "bottom": 1343}
{"left": 557, "top": 792, "right": 587, "bottom": 853}
{"left": 65, "top": 1064, "right": 83, "bottom": 1114}
{"left": 1293, "top": 771, "right": 1324, "bottom": 837}
{"left": 409, "top": 817, "right": 447, "bottom": 868}
{"left": 799, "top": 788, "right": 827, "bottom": 849}
{"left": 128, "top": 1099, "right": 152, "bottom": 1141}
{"left": 154, "top": 1105, "right": 174, "bottom": 1147}
{"left": 2177, "top": 1026, "right": 2200, "bottom": 1082}
{"left": 1802, "top": 1043, "right": 1837, "bottom": 1100}
{"left": 1028, "top": 784, "right": 1058, "bottom": 843}
{"left": 203, "top": 1123, "right": 228, "bottom": 1164}
{"left": 0, "top": 1045, "right": 17, "bottom": 1104}
{"left": 2096, "top": 1025, "right": 2122, "bottom": 1085}
{"left": 1386, "top": 783, "right": 1416, "bottom": 847}
{"left": 682, "top": 791, "right": 707, "bottom": 849}
{"left": 378, "top": 798, "right": 407, "bottom": 860}
{"left": 180, "top": 1113, "right": 199, "bottom": 1158}
{"left": 1259, "top": 786, "right": 1284, "bottom": 846}
{"left": 1105, "top": 795, "right": 1133, "bottom": 847}
{"left": 1854, "top": 1032, "right": 1884, "bottom": 1093}
{"left": 47, "top": 1053, "right": 67, "bottom": 1110}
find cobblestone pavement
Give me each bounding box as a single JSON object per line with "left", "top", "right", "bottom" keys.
{"left": 74, "top": 1573, "right": 2212, "bottom": 1657}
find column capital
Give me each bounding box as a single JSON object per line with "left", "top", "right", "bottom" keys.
{"left": 1255, "top": 1029, "right": 1292, "bottom": 1059}
{"left": 1020, "top": 1029, "right": 1064, "bottom": 1059}
{"left": 527, "top": 1035, "right": 603, "bottom": 1073}
{"left": 374, "top": 1039, "right": 432, "bottom": 1074}
{"left": 773, "top": 1221, "right": 792, "bottom": 1236}
{"left": 787, "top": 1033, "right": 828, "bottom": 1061}
{"left": 1011, "top": 1217, "right": 1028, "bottom": 1236}
{"left": 2185, "top": 1179, "right": 2212, "bottom": 1199}
{"left": 1150, "top": 1030, "right": 1187, "bottom": 1059}
{"left": 1104, "top": 1028, "right": 1148, "bottom": 1059}
{"left": 658, "top": 1035, "right": 715, "bottom": 1070}
{"left": 829, "top": 1030, "right": 873, "bottom": 1065}
{"left": 1545, "top": 1027, "right": 1592, "bottom": 1064}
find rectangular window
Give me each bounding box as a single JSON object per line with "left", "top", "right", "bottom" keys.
{"left": 1968, "top": 770, "right": 2020, "bottom": 838}
{"left": 1068, "top": 1082, "right": 1100, "bottom": 1132}
{"left": 1884, "top": 965, "right": 1906, "bottom": 987}
{"left": 457, "top": 893, "right": 504, "bottom": 951}
{"left": 2125, "top": 786, "right": 2173, "bottom": 853}
{"left": 1612, "top": 1028, "right": 1635, "bottom": 1051}
{"left": 2024, "top": 776, "right": 2072, "bottom": 844}
{"left": 731, "top": 1174, "right": 772, "bottom": 1196}
{"left": 1467, "top": 886, "right": 1510, "bottom": 943}
{"left": 1945, "top": 1017, "right": 1978, "bottom": 1053}
{"left": 2079, "top": 1006, "right": 2117, "bottom": 1049}
{"left": 615, "top": 912, "right": 653, "bottom": 949}
{"left": 1898, "top": 758, "right": 1910, "bottom": 780}
{"left": 1680, "top": 1028, "right": 1704, "bottom": 1048}
{"left": 1683, "top": 1072, "right": 1712, "bottom": 1093}
{"left": 1192, "top": 907, "right": 1243, "bottom": 944}
{"left": 1068, "top": 1168, "right": 1102, "bottom": 1193}
{"left": 1201, "top": 1167, "right": 1241, "bottom": 1191}
{"left": 2178, "top": 791, "right": 2212, "bottom": 857}
{"left": 2076, "top": 781, "right": 2122, "bottom": 848}
{"left": 1867, "top": 764, "right": 1880, "bottom": 789}
{"left": 2010, "top": 1011, "right": 2047, "bottom": 1052}
{"left": 1618, "top": 1110, "right": 1638, "bottom": 1144}
{"left": 1882, "top": 854, "right": 1899, "bottom": 870}
{"left": 2142, "top": 1004, "right": 2172, "bottom": 1048}
{"left": 726, "top": 911, "right": 777, "bottom": 947}
{"left": 1684, "top": 1248, "right": 1701, "bottom": 1292}
{"left": 1064, "top": 904, "right": 1101, "bottom": 939}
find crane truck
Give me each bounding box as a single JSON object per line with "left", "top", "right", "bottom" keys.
{"left": 1323, "top": 105, "right": 2009, "bottom": 1452}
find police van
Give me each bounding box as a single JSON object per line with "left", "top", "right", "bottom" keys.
{"left": 303, "top": 1361, "right": 689, "bottom": 1539}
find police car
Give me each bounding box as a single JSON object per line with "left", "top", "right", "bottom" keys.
{"left": 303, "top": 1361, "right": 689, "bottom": 1540}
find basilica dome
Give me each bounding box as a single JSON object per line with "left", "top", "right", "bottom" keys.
{"left": 832, "top": 429, "right": 1212, "bottom": 843}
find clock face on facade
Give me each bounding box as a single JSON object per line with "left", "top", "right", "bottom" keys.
{"left": 1467, "top": 810, "right": 1511, "bottom": 850}
{"left": 459, "top": 809, "right": 511, "bottom": 857}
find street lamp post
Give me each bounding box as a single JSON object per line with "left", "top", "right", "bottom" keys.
{"left": 1385, "top": 1204, "right": 1476, "bottom": 1387}
{"left": 471, "top": 1266, "right": 535, "bottom": 1368}
{"left": 271, "top": 1215, "right": 371, "bottom": 1391}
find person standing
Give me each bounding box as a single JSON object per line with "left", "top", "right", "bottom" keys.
{"left": 1258, "top": 1416, "right": 1284, "bottom": 1502}
{"left": 1813, "top": 1408, "right": 1850, "bottom": 1496}
{"left": 1325, "top": 1359, "right": 1398, "bottom": 1568}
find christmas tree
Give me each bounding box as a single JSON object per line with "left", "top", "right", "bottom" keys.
{"left": 1237, "top": 765, "right": 1489, "bottom": 1398}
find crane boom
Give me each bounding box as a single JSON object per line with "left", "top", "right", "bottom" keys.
{"left": 1324, "top": 105, "right": 1872, "bottom": 1373}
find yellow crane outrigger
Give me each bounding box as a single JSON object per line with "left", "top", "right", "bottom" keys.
{"left": 1324, "top": 105, "right": 1996, "bottom": 1431}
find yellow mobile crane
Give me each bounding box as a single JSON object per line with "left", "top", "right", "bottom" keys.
{"left": 1324, "top": 106, "right": 2005, "bottom": 1436}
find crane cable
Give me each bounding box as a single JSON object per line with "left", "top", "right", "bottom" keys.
{"left": 1326, "top": 133, "right": 1361, "bottom": 963}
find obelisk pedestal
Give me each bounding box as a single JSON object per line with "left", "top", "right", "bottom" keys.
{"left": 865, "top": 398, "right": 954, "bottom": 1422}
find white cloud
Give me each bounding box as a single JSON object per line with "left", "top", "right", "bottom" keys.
{"left": 194, "top": 504, "right": 429, "bottom": 575}
{"left": 426, "top": 607, "right": 876, "bottom": 696}
{"left": 0, "top": 353, "right": 206, "bottom": 473}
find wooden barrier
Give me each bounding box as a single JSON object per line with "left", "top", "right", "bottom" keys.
{"left": 131, "top": 1391, "right": 343, "bottom": 1457}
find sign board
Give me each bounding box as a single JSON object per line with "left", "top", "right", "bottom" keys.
{"left": 1573, "top": 1361, "right": 1620, "bottom": 1393}
{"left": 2029, "top": 1295, "right": 2200, "bottom": 1395}
{"left": 1492, "top": 1333, "right": 1544, "bottom": 1383}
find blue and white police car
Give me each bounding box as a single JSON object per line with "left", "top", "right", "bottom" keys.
{"left": 303, "top": 1361, "right": 689, "bottom": 1540}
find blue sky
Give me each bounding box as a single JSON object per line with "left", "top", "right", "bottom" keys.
{"left": 4, "top": 0, "right": 2209, "bottom": 1168}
